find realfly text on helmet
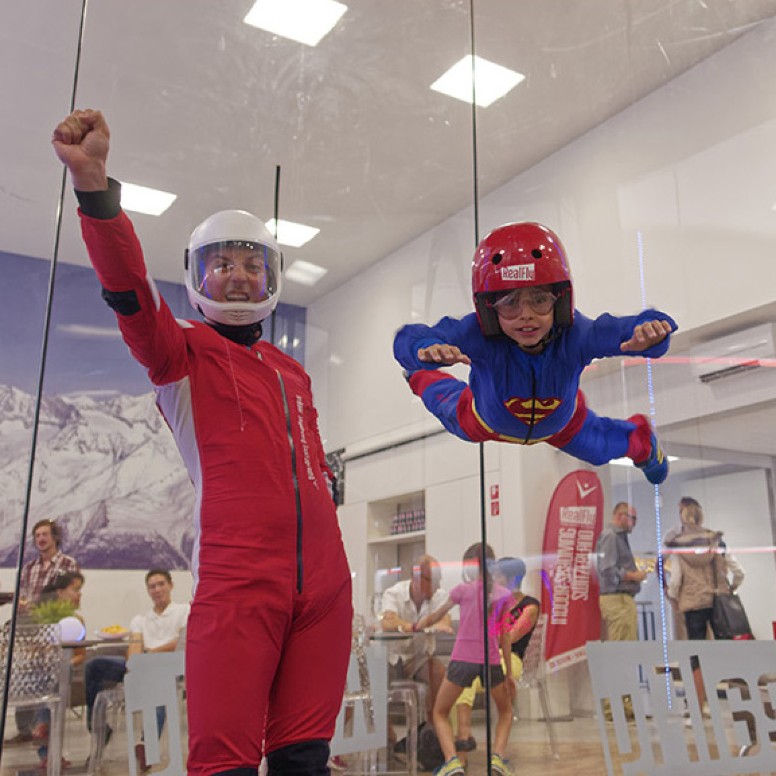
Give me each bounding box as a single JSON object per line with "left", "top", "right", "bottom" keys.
{"left": 472, "top": 222, "right": 573, "bottom": 338}
{"left": 185, "top": 209, "right": 283, "bottom": 327}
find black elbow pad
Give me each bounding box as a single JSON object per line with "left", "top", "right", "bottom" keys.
{"left": 101, "top": 287, "right": 141, "bottom": 316}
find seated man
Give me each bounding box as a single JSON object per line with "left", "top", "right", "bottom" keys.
{"left": 85, "top": 569, "right": 190, "bottom": 771}
{"left": 380, "top": 555, "right": 453, "bottom": 725}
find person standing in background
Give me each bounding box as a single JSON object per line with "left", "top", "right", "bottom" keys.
{"left": 19, "top": 519, "right": 80, "bottom": 611}
{"left": 5, "top": 519, "right": 80, "bottom": 746}
{"left": 414, "top": 543, "right": 516, "bottom": 776}
{"left": 595, "top": 502, "right": 646, "bottom": 721}
{"left": 453, "top": 556, "right": 539, "bottom": 766}
{"left": 662, "top": 496, "right": 704, "bottom": 640}
{"left": 595, "top": 503, "right": 645, "bottom": 641}
{"left": 666, "top": 499, "right": 744, "bottom": 715}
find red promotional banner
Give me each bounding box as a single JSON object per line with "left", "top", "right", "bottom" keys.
{"left": 541, "top": 470, "right": 604, "bottom": 672}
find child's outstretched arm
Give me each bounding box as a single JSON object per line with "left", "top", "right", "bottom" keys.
{"left": 575, "top": 310, "right": 678, "bottom": 366}
{"left": 620, "top": 319, "right": 674, "bottom": 352}
{"left": 417, "top": 343, "right": 471, "bottom": 366}
{"left": 393, "top": 314, "right": 484, "bottom": 372}
{"left": 414, "top": 597, "right": 455, "bottom": 632}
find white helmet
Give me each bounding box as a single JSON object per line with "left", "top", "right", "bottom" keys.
{"left": 185, "top": 210, "right": 282, "bottom": 326}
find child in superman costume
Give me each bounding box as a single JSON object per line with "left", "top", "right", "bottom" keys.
{"left": 393, "top": 222, "right": 676, "bottom": 484}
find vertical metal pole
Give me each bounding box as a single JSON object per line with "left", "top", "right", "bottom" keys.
{"left": 0, "top": 0, "right": 90, "bottom": 753}
{"left": 466, "top": 1, "right": 493, "bottom": 771}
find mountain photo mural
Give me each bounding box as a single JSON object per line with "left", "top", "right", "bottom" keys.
{"left": 0, "top": 250, "right": 305, "bottom": 569}
{"left": 0, "top": 384, "right": 194, "bottom": 568}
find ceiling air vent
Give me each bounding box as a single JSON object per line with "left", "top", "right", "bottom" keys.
{"left": 690, "top": 323, "right": 776, "bottom": 384}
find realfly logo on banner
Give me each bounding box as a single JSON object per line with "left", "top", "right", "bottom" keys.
{"left": 541, "top": 470, "right": 604, "bottom": 673}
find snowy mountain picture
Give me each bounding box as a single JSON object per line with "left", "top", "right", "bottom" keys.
{"left": 0, "top": 250, "right": 306, "bottom": 570}
{"left": 0, "top": 383, "right": 195, "bottom": 569}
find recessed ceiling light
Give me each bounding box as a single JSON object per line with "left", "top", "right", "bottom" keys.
{"left": 244, "top": 0, "right": 347, "bottom": 47}
{"left": 284, "top": 259, "right": 328, "bottom": 286}
{"left": 430, "top": 54, "right": 525, "bottom": 108}
{"left": 119, "top": 182, "right": 176, "bottom": 216}
{"left": 266, "top": 218, "right": 320, "bottom": 248}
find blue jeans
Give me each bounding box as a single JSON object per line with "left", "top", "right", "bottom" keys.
{"left": 85, "top": 656, "right": 165, "bottom": 735}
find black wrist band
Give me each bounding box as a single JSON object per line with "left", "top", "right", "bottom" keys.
{"left": 75, "top": 177, "right": 122, "bottom": 220}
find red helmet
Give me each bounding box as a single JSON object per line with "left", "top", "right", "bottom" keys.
{"left": 472, "top": 222, "right": 573, "bottom": 337}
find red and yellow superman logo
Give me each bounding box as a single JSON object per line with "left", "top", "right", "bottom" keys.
{"left": 504, "top": 397, "right": 561, "bottom": 423}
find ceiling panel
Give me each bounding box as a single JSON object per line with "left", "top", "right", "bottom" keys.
{"left": 3, "top": 0, "right": 776, "bottom": 307}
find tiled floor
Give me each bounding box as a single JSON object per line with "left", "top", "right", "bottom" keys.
{"left": 1, "top": 710, "right": 767, "bottom": 775}
{"left": 0, "top": 708, "right": 187, "bottom": 776}
{"left": 0, "top": 712, "right": 593, "bottom": 775}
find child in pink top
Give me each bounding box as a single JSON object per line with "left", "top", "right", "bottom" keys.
{"left": 415, "top": 543, "right": 516, "bottom": 776}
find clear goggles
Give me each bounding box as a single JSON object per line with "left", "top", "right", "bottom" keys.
{"left": 489, "top": 287, "right": 557, "bottom": 318}
{"left": 190, "top": 240, "right": 280, "bottom": 302}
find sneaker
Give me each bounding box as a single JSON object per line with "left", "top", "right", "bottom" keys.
{"left": 454, "top": 736, "right": 477, "bottom": 752}
{"left": 433, "top": 756, "right": 465, "bottom": 775}
{"left": 490, "top": 753, "right": 515, "bottom": 776}
{"left": 631, "top": 416, "right": 669, "bottom": 484}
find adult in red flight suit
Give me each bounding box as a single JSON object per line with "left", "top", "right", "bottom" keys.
{"left": 52, "top": 109, "right": 352, "bottom": 776}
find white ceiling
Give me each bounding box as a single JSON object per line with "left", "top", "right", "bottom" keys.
{"left": 5, "top": 0, "right": 776, "bottom": 308}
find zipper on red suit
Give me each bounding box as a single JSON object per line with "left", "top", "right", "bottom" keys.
{"left": 255, "top": 350, "right": 304, "bottom": 594}
{"left": 275, "top": 368, "right": 304, "bottom": 594}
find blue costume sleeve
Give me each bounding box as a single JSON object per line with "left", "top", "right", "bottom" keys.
{"left": 393, "top": 313, "right": 486, "bottom": 372}
{"left": 575, "top": 309, "right": 678, "bottom": 364}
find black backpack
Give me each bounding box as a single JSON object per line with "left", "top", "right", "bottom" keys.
{"left": 417, "top": 722, "right": 445, "bottom": 771}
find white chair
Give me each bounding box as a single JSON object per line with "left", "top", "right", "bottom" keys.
{"left": 123, "top": 651, "right": 186, "bottom": 776}
{"left": 0, "top": 623, "right": 70, "bottom": 776}
{"left": 87, "top": 682, "right": 125, "bottom": 774}
{"left": 329, "top": 629, "right": 418, "bottom": 775}
{"left": 330, "top": 637, "right": 388, "bottom": 770}
{"left": 388, "top": 679, "right": 426, "bottom": 727}
{"left": 87, "top": 629, "right": 188, "bottom": 775}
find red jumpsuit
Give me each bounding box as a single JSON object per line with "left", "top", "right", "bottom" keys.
{"left": 79, "top": 207, "right": 352, "bottom": 775}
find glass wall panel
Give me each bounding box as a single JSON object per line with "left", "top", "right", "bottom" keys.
{"left": 7, "top": 0, "right": 776, "bottom": 774}
{"left": 6, "top": 0, "right": 479, "bottom": 773}
{"left": 471, "top": 1, "right": 776, "bottom": 774}
{"left": 0, "top": 0, "right": 95, "bottom": 768}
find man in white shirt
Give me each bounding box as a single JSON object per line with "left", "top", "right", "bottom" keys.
{"left": 85, "top": 569, "right": 190, "bottom": 771}
{"left": 380, "top": 555, "right": 452, "bottom": 721}
{"left": 127, "top": 570, "right": 190, "bottom": 658}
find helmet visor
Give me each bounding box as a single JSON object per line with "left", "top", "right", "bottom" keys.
{"left": 190, "top": 240, "right": 280, "bottom": 304}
